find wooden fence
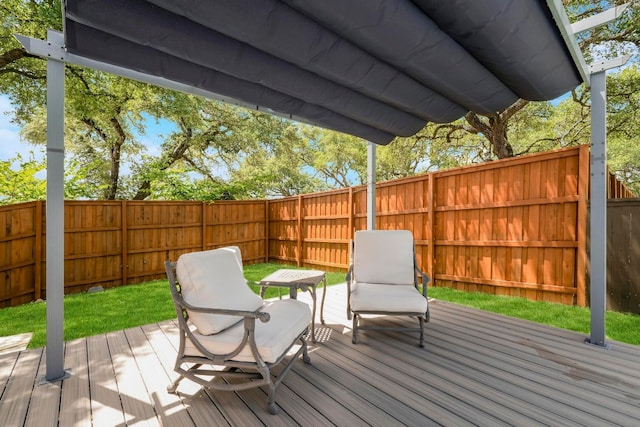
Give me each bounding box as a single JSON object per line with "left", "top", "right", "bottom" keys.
{"left": 0, "top": 145, "right": 633, "bottom": 308}
{"left": 0, "top": 200, "right": 267, "bottom": 307}
{"left": 601, "top": 199, "right": 640, "bottom": 314}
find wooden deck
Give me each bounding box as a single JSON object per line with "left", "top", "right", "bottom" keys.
{"left": 2, "top": 284, "right": 640, "bottom": 426}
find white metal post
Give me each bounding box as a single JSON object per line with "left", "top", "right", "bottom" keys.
{"left": 44, "top": 30, "right": 69, "bottom": 382}
{"left": 584, "top": 56, "right": 630, "bottom": 349}
{"left": 366, "top": 141, "right": 376, "bottom": 230}
{"left": 587, "top": 70, "right": 608, "bottom": 348}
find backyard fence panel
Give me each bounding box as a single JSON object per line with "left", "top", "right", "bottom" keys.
{"left": 62, "top": 201, "right": 122, "bottom": 295}
{"left": 0, "top": 202, "right": 38, "bottom": 307}
{"left": 300, "top": 189, "right": 350, "bottom": 270}
{"left": 267, "top": 198, "right": 300, "bottom": 265}
{"left": 126, "top": 201, "right": 202, "bottom": 284}
{"left": 432, "top": 148, "right": 585, "bottom": 304}
{"left": 352, "top": 187, "right": 368, "bottom": 232}
{"left": 203, "top": 200, "right": 266, "bottom": 264}
{"left": 603, "top": 199, "right": 640, "bottom": 314}
{"left": 382, "top": 176, "right": 430, "bottom": 271}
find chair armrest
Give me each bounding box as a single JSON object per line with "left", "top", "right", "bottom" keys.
{"left": 173, "top": 292, "right": 271, "bottom": 323}
{"left": 345, "top": 265, "right": 353, "bottom": 285}
{"left": 414, "top": 265, "right": 430, "bottom": 298}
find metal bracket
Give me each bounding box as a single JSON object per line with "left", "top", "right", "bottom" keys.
{"left": 589, "top": 55, "right": 632, "bottom": 74}
{"left": 571, "top": 3, "right": 630, "bottom": 34}
{"left": 38, "top": 369, "right": 71, "bottom": 385}
{"left": 584, "top": 337, "right": 612, "bottom": 350}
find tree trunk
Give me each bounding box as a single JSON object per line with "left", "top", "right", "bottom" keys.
{"left": 106, "top": 117, "right": 126, "bottom": 200}
{"left": 463, "top": 99, "right": 529, "bottom": 159}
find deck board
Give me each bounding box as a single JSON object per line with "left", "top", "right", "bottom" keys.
{"left": 86, "top": 334, "right": 127, "bottom": 427}
{"left": 0, "top": 348, "right": 42, "bottom": 427}
{"left": 3, "top": 283, "right": 640, "bottom": 426}
{"left": 23, "top": 351, "right": 60, "bottom": 427}
{"left": 124, "top": 327, "right": 194, "bottom": 427}
{"left": 0, "top": 350, "right": 19, "bottom": 399}
{"left": 105, "top": 330, "right": 159, "bottom": 426}
{"left": 59, "top": 338, "right": 92, "bottom": 427}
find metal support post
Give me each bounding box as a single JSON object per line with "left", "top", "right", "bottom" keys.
{"left": 586, "top": 70, "right": 609, "bottom": 348}
{"left": 366, "top": 141, "right": 376, "bottom": 230}
{"left": 44, "top": 30, "right": 70, "bottom": 382}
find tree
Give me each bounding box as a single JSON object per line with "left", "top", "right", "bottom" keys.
{"left": 605, "top": 65, "right": 640, "bottom": 194}
{"left": 412, "top": 1, "right": 640, "bottom": 164}
{"left": 2, "top": 2, "right": 168, "bottom": 200}
{"left": 0, "top": 0, "right": 60, "bottom": 107}
{"left": 3, "top": 1, "right": 639, "bottom": 203}
{"left": 0, "top": 152, "right": 99, "bottom": 204}
{"left": 0, "top": 153, "right": 45, "bottom": 204}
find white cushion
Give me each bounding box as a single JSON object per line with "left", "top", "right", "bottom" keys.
{"left": 223, "top": 245, "right": 243, "bottom": 269}
{"left": 184, "top": 299, "right": 311, "bottom": 363}
{"left": 176, "top": 248, "right": 262, "bottom": 335}
{"left": 353, "top": 230, "right": 415, "bottom": 285}
{"left": 350, "top": 283, "right": 428, "bottom": 313}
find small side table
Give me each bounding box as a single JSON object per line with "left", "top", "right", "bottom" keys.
{"left": 258, "top": 269, "right": 327, "bottom": 343}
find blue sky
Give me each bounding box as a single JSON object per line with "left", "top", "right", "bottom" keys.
{"left": 0, "top": 94, "right": 173, "bottom": 170}
{"left": 0, "top": 95, "right": 44, "bottom": 164}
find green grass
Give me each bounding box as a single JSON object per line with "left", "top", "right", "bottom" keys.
{"left": 429, "top": 286, "right": 640, "bottom": 346}
{"left": 0, "top": 263, "right": 346, "bottom": 349}
{"left": 2, "top": 265, "right": 639, "bottom": 348}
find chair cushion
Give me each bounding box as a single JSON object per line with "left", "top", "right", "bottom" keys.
{"left": 184, "top": 299, "right": 311, "bottom": 363}
{"left": 353, "top": 230, "right": 415, "bottom": 285}
{"left": 176, "top": 248, "right": 263, "bottom": 335}
{"left": 223, "top": 245, "right": 243, "bottom": 269}
{"left": 350, "top": 282, "right": 428, "bottom": 313}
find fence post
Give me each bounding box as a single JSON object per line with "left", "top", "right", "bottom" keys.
{"left": 121, "top": 200, "right": 128, "bottom": 287}
{"left": 202, "top": 202, "right": 206, "bottom": 251}
{"left": 297, "top": 195, "right": 303, "bottom": 267}
{"left": 34, "top": 201, "right": 43, "bottom": 301}
{"left": 576, "top": 145, "right": 590, "bottom": 307}
{"left": 264, "top": 199, "right": 269, "bottom": 263}
{"left": 427, "top": 173, "right": 435, "bottom": 283}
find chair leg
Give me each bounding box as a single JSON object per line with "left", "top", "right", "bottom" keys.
{"left": 301, "top": 335, "right": 311, "bottom": 364}
{"left": 352, "top": 313, "right": 359, "bottom": 344}
{"left": 418, "top": 316, "right": 425, "bottom": 348}
{"left": 267, "top": 382, "right": 279, "bottom": 415}
{"left": 168, "top": 362, "right": 202, "bottom": 394}
{"left": 167, "top": 374, "right": 183, "bottom": 394}
{"left": 254, "top": 363, "right": 279, "bottom": 415}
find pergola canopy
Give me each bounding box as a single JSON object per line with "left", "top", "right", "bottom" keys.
{"left": 64, "top": 0, "right": 584, "bottom": 145}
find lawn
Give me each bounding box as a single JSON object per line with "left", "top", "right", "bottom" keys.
{"left": 1, "top": 263, "right": 639, "bottom": 349}
{"left": 0, "top": 263, "right": 345, "bottom": 349}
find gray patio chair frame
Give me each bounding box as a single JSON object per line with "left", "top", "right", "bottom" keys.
{"left": 165, "top": 260, "right": 310, "bottom": 415}
{"left": 346, "top": 233, "right": 430, "bottom": 347}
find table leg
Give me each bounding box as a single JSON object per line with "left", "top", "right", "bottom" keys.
{"left": 309, "top": 285, "right": 317, "bottom": 343}
{"left": 320, "top": 276, "right": 327, "bottom": 325}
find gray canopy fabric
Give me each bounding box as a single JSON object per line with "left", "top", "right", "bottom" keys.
{"left": 63, "top": 0, "right": 583, "bottom": 145}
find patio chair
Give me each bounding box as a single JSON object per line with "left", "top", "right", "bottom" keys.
{"left": 346, "top": 230, "right": 430, "bottom": 347}
{"left": 164, "top": 247, "right": 311, "bottom": 415}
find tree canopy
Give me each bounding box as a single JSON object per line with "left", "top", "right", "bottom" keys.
{"left": 1, "top": 0, "right": 639, "bottom": 204}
